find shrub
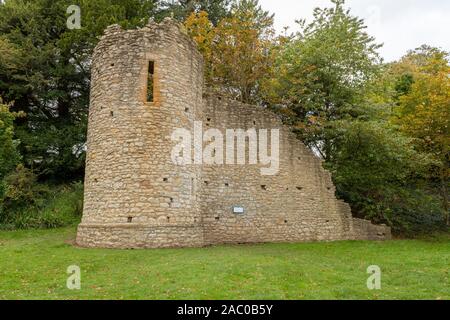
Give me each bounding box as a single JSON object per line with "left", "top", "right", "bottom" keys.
{"left": 0, "top": 165, "right": 49, "bottom": 214}
{"left": 0, "top": 98, "right": 21, "bottom": 179}
{"left": 0, "top": 169, "right": 84, "bottom": 230}
{"left": 327, "top": 120, "right": 445, "bottom": 235}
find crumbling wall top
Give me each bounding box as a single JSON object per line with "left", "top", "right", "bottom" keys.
{"left": 97, "top": 17, "right": 200, "bottom": 61}
{"left": 101, "top": 17, "right": 189, "bottom": 40}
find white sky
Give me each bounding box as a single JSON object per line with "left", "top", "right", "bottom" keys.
{"left": 259, "top": 0, "right": 450, "bottom": 62}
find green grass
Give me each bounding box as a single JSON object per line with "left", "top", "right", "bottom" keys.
{"left": 0, "top": 227, "right": 448, "bottom": 300}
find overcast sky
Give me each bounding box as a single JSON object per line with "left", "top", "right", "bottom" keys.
{"left": 258, "top": 0, "right": 450, "bottom": 62}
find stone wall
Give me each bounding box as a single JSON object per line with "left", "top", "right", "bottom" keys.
{"left": 76, "top": 18, "right": 391, "bottom": 249}
{"left": 199, "top": 95, "right": 391, "bottom": 245}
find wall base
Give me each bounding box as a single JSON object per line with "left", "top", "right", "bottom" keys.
{"left": 76, "top": 224, "right": 204, "bottom": 249}
{"left": 76, "top": 219, "right": 391, "bottom": 249}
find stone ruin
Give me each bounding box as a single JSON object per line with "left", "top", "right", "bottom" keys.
{"left": 76, "top": 18, "right": 391, "bottom": 248}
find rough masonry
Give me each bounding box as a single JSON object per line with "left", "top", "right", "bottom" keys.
{"left": 76, "top": 18, "right": 391, "bottom": 248}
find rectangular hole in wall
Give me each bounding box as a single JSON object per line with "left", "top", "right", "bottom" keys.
{"left": 147, "top": 61, "right": 155, "bottom": 102}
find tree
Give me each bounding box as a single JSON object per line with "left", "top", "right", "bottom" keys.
{"left": 266, "top": 0, "right": 382, "bottom": 159}
{"left": 395, "top": 51, "right": 450, "bottom": 225}
{"left": 161, "top": 0, "right": 232, "bottom": 25}
{"left": 186, "top": 0, "right": 277, "bottom": 103}
{"left": 185, "top": 11, "right": 216, "bottom": 80}
{"left": 326, "top": 119, "right": 440, "bottom": 232}
{"left": 0, "top": 0, "right": 159, "bottom": 180}
{"left": 0, "top": 98, "right": 21, "bottom": 179}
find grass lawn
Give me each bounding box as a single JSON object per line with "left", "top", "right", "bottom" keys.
{"left": 0, "top": 227, "right": 448, "bottom": 300}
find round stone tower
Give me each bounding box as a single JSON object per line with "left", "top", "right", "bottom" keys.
{"left": 76, "top": 18, "right": 204, "bottom": 248}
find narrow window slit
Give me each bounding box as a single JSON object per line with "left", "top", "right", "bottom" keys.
{"left": 147, "top": 61, "right": 155, "bottom": 102}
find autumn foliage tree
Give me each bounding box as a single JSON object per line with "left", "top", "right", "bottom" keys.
{"left": 395, "top": 50, "right": 450, "bottom": 225}
{"left": 186, "top": 0, "right": 277, "bottom": 103}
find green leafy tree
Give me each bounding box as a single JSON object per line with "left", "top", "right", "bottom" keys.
{"left": 0, "top": 0, "right": 159, "bottom": 180}
{"left": 161, "top": 0, "right": 232, "bottom": 25}
{"left": 267, "top": 0, "right": 381, "bottom": 158}
{"left": 0, "top": 98, "right": 21, "bottom": 179}
{"left": 0, "top": 97, "right": 22, "bottom": 219}
{"left": 395, "top": 50, "right": 450, "bottom": 225}
{"left": 327, "top": 119, "right": 440, "bottom": 232}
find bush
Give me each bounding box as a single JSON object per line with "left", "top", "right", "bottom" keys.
{"left": 0, "top": 98, "right": 21, "bottom": 179}
{"left": 0, "top": 166, "right": 84, "bottom": 230}
{"left": 0, "top": 165, "right": 49, "bottom": 215}
{"left": 327, "top": 120, "right": 446, "bottom": 235}
{"left": 383, "top": 188, "right": 446, "bottom": 236}
{"left": 37, "top": 182, "right": 84, "bottom": 228}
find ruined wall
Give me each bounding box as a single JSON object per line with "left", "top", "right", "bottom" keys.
{"left": 199, "top": 95, "right": 390, "bottom": 244}
{"left": 76, "top": 19, "right": 390, "bottom": 249}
